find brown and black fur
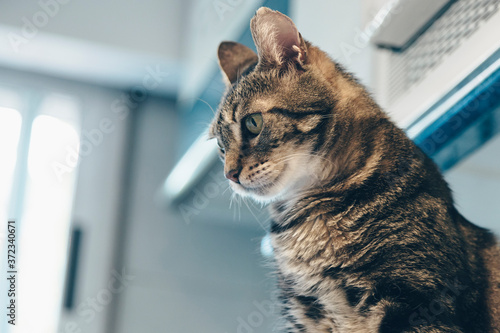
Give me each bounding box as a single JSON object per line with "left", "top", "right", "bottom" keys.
{"left": 209, "top": 7, "right": 500, "bottom": 332}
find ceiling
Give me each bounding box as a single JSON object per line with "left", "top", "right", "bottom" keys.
{"left": 0, "top": 0, "right": 262, "bottom": 98}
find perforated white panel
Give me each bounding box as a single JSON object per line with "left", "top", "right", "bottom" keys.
{"left": 387, "top": 0, "right": 500, "bottom": 105}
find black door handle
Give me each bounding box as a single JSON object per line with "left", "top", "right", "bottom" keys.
{"left": 63, "top": 226, "right": 83, "bottom": 310}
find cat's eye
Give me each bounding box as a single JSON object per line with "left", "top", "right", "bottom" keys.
{"left": 244, "top": 113, "right": 263, "bottom": 135}
{"left": 217, "top": 140, "right": 225, "bottom": 153}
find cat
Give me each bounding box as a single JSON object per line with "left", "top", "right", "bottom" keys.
{"left": 209, "top": 7, "right": 500, "bottom": 333}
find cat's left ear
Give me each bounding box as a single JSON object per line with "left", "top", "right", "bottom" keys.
{"left": 250, "top": 7, "right": 307, "bottom": 70}
{"left": 218, "top": 41, "right": 258, "bottom": 86}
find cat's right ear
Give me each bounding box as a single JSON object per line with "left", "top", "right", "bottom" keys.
{"left": 218, "top": 41, "right": 258, "bottom": 86}
{"left": 250, "top": 7, "right": 307, "bottom": 70}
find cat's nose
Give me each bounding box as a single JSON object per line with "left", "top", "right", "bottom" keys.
{"left": 225, "top": 169, "right": 240, "bottom": 184}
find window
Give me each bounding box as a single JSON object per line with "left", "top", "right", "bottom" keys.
{"left": 0, "top": 107, "right": 22, "bottom": 225}
{"left": 0, "top": 88, "right": 81, "bottom": 333}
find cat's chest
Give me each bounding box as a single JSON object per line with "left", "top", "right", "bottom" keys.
{"left": 270, "top": 212, "right": 357, "bottom": 279}
{"left": 270, "top": 214, "right": 383, "bottom": 332}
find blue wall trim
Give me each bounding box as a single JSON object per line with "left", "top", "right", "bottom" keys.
{"left": 413, "top": 51, "right": 500, "bottom": 171}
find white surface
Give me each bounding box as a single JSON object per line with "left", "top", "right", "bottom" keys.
{"left": 0, "top": 23, "right": 182, "bottom": 96}
{"left": 0, "top": 0, "right": 184, "bottom": 58}
{"left": 406, "top": 56, "right": 500, "bottom": 138}
{"left": 370, "top": 0, "right": 450, "bottom": 48}
{"left": 292, "top": 0, "right": 373, "bottom": 89}
{"left": 178, "top": 0, "right": 264, "bottom": 107}
{"left": 162, "top": 131, "right": 218, "bottom": 201}
{"left": 0, "top": 0, "right": 265, "bottom": 99}
{"left": 0, "top": 1, "right": 186, "bottom": 95}
{"left": 0, "top": 67, "right": 131, "bottom": 333}
{"left": 445, "top": 134, "right": 500, "bottom": 236}
{"left": 377, "top": 8, "right": 500, "bottom": 129}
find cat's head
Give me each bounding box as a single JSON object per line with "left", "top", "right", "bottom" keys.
{"left": 209, "top": 7, "right": 346, "bottom": 202}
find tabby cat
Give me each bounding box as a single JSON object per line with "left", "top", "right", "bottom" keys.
{"left": 209, "top": 7, "right": 500, "bottom": 333}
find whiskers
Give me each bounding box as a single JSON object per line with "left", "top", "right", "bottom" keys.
{"left": 197, "top": 98, "right": 218, "bottom": 116}
{"left": 240, "top": 195, "right": 270, "bottom": 232}
{"left": 271, "top": 152, "right": 330, "bottom": 194}
{"left": 273, "top": 151, "right": 330, "bottom": 166}
{"left": 229, "top": 191, "right": 243, "bottom": 221}
{"left": 224, "top": 180, "right": 272, "bottom": 231}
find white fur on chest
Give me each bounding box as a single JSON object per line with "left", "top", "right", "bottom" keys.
{"left": 277, "top": 263, "right": 383, "bottom": 332}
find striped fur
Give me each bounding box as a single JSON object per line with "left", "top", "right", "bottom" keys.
{"left": 209, "top": 8, "right": 500, "bottom": 333}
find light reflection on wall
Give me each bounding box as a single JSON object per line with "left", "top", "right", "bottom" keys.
{"left": 0, "top": 108, "right": 22, "bottom": 223}
{"left": 14, "top": 108, "right": 80, "bottom": 333}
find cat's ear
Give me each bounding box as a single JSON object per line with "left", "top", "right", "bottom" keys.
{"left": 218, "top": 41, "right": 258, "bottom": 86}
{"left": 250, "top": 7, "right": 307, "bottom": 70}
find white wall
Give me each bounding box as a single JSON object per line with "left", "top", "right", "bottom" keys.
{"left": 114, "top": 99, "right": 277, "bottom": 333}
{"left": 0, "top": 0, "right": 186, "bottom": 95}
{"left": 0, "top": 67, "right": 131, "bottom": 333}
{"left": 178, "top": 0, "right": 264, "bottom": 107}
{"left": 291, "top": 0, "right": 374, "bottom": 89}
{"left": 0, "top": 0, "right": 184, "bottom": 59}
{"left": 445, "top": 135, "right": 500, "bottom": 236}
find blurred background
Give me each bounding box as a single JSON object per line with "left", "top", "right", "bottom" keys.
{"left": 0, "top": 0, "right": 499, "bottom": 332}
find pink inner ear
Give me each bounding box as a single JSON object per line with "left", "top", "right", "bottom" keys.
{"left": 252, "top": 8, "right": 304, "bottom": 65}
{"left": 273, "top": 15, "right": 301, "bottom": 56}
